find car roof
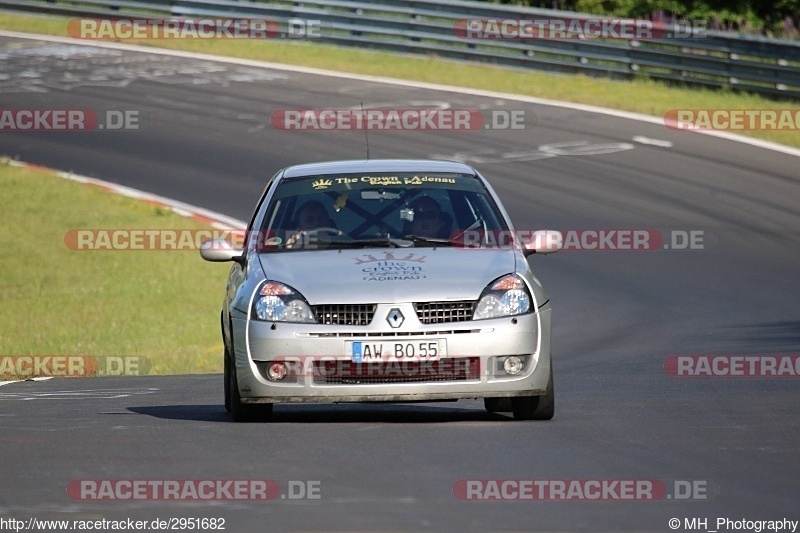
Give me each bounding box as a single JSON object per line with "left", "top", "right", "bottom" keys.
{"left": 281, "top": 159, "right": 477, "bottom": 178}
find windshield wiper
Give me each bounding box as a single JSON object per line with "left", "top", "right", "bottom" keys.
{"left": 329, "top": 235, "right": 414, "bottom": 249}
{"left": 402, "top": 235, "right": 452, "bottom": 246}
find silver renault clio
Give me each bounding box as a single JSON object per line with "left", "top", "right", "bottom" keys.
{"left": 200, "top": 160, "right": 562, "bottom": 421}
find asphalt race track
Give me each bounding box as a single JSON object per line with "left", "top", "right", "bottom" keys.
{"left": 1, "top": 33, "right": 799, "bottom": 532}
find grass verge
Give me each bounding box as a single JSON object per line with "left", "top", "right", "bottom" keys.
{"left": 1, "top": 11, "right": 798, "bottom": 149}
{"left": 0, "top": 159, "right": 232, "bottom": 377}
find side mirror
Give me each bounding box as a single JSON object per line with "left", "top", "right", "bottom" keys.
{"left": 522, "top": 230, "right": 563, "bottom": 256}
{"left": 199, "top": 239, "right": 244, "bottom": 263}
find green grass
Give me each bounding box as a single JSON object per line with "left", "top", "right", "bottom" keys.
{"left": 1, "top": 10, "right": 798, "bottom": 148}
{"left": 0, "top": 159, "right": 232, "bottom": 377}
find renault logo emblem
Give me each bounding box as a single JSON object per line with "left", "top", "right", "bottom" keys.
{"left": 386, "top": 308, "right": 404, "bottom": 328}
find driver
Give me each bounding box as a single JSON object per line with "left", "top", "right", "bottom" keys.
{"left": 295, "top": 200, "right": 333, "bottom": 230}
{"left": 285, "top": 200, "right": 340, "bottom": 248}
{"left": 406, "top": 196, "right": 449, "bottom": 238}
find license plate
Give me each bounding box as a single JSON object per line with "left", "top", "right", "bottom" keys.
{"left": 348, "top": 340, "right": 446, "bottom": 363}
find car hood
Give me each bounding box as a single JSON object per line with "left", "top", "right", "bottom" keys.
{"left": 258, "top": 248, "right": 516, "bottom": 304}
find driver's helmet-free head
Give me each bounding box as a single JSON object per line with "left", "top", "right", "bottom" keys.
{"left": 294, "top": 200, "right": 332, "bottom": 230}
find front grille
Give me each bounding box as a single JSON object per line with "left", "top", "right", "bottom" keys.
{"left": 312, "top": 357, "right": 481, "bottom": 384}
{"left": 414, "top": 300, "right": 475, "bottom": 324}
{"left": 312, "top": 304, "right": 376, "bottom": 326}
{"left": 304, "top": 329, "right": 481, "bottom": 338}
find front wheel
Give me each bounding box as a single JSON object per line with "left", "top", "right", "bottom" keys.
{"left": 226, "top": 350, "right": 273, "bottom": 422}
{"left": 511, "top": 366, "right": 554, "bottom": 421}
{"left": 484, "top": 397, "right": 512, "bottom": 413}
{"left": 223, "top": 315, "right": 231, "bottom": 412}
{"left": 224, "top": 348, "right": 231, "bottom": 413}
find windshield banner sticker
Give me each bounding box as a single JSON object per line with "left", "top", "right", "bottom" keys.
{"left": 310, "top": 175, "right": 457, "bottom": 190}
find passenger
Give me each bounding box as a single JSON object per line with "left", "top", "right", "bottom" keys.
{"left": 406, "top": 196, "right": 450, "bottom": 239}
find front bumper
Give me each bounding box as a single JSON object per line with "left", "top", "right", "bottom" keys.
{"left": 233, "top": 303, "right": 552, "bottom": 404}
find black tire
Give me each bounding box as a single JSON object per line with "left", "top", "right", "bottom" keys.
{"left": 226, "top": 350, "right": 273, "bottom": 423}
{"left": 484, "top": 397, "right": 513, "bottom": 413}
{"left": 511, "top": 366, "right": 554, "bottom": 421}
{"left": 222, "top": 314, "right": 231, "bottom": 413}
{"left": 223, "top": 346, "right": 232, "bottom": 413}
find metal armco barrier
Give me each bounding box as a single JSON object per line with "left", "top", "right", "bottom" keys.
{"left": 2, "top": 0, "right": 798, "bottom": 98}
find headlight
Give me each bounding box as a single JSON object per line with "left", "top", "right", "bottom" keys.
{"left": 473, "top": 274, "right": 532, "bottom": 320}
{"left": 251, "top": 281, "right": 316, "bottom": 323}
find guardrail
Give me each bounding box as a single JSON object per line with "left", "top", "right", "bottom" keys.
{"left": 2, "top": 0, "right": 799, "bottom": 98}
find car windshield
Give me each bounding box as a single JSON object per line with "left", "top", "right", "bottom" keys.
{"left": 255, "top": 171, "right": 509, "bottom": 251}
